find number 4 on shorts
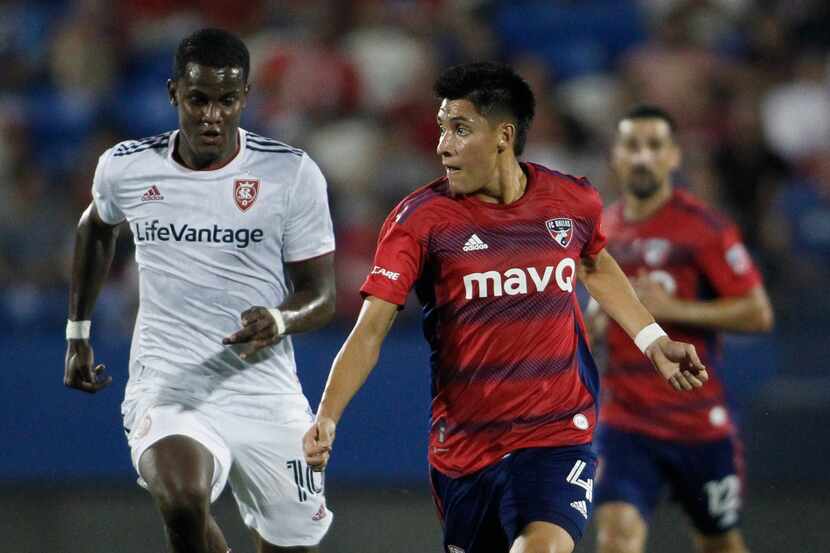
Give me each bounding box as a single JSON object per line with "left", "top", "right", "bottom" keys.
{"left": 566, "top": 459, "right": 593, "bottom": 502}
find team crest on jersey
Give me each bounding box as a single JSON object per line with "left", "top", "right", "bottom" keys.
{"left": 546, "top": 218, "right": 573, "bottom": 248}
{"left": 642, "top": 238, "right": 671, "bottom": 267}
{"left": 234, "top": 178, "right": 260, "bottom": 212}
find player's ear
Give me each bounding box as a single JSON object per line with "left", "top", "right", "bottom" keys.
{"left": 670, "top": 142, "right": 682, "bottom": 171}
{"left": 498, "top": 122, "right": 515, "bottom": 154}
{"left": 242, "top": 83, "right": 251, "bottom": 108}
{"left": 167, "top": 79, "right": 177, "bottom": 106}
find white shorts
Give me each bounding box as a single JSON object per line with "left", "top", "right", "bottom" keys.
{"left": 124, "top": 399, "right": 332, "bottom": 547}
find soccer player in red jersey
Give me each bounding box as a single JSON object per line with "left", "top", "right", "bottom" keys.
{"left": 303, "top": 64, "right": 708, "bottom": 553}
{"left": 589, "top": 105, "right": 774, "bottom": 553}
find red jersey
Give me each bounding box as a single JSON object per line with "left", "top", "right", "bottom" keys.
{"left": 361, "top": 163, "right": 606, "bottom": 477}
{"left": 601, "top": 189, "right": 762, "bottom": 442}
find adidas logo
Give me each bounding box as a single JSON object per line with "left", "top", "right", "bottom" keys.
{"left": 142, "top": 185, "right": 164, "bottom": 201}
{"left": 570, "top": 500, "right": 588, "bottom": 519}
{"left": 462, "top": 233, "right": 489, "bottom": 252}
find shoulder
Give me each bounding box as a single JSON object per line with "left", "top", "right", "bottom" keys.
{"left": 528, "top": 162, "right": 604, "bottom": 214}
{"left": 390, "top": 177, "right": 453, "bottom": 227}
{"left": 111, "top": 131, "right": 174, "bottom": 159}
{"left": 99, "top": 131, "right": 174, "bottom": 181}
{"left": 530, "top": 162, "right": 594, "bottom": 188}
{"left": 668, "top": 190, "right": 733, "bottom": 234}
{"left": 245, "top": 130, "right": 306, "bottom": 159}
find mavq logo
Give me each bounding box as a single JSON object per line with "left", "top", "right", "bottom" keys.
{"left": 234, "top": 178, "right": 260, "bottom": 212}
{"left": 463, "top": 258, "right": 576, "bottom": 299}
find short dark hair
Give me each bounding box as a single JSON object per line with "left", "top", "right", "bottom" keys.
{"left": 174, "top": 28, "right": 250, "bottom": 82}
{"left": 621, "top": 104, "right": 677, "bottom": 133}
{"left": 434, "top": 62, "right": 536, "bottom": 156}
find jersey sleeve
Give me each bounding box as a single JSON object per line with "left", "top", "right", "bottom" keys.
{"left": 581, "top": 184, "right": 607, "bottom": 257}
{"left": 359, "top": 206, "right": 427, "bottom": 307}
{"left": 283, "top": 153, "right": 336, "bottom": 262}
{"left": 695, "top": 224, "right": 762, "bottom": 297}
{"left": 91, "top": 149, "right": 126, "bottom": 225}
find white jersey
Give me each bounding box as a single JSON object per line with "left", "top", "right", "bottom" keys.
{"left": 92, "top": 128, "right": 334, "bottom": 421}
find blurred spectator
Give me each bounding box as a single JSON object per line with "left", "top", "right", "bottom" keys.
{"left": 761, "top": 50, "right": 830, "bottom": 163}
{"left": 0, "top": 0, "right": 827, "bottom": 334}
{"left": 714, "top": 86, "right": 792, "bottom": 252}
{"left": 763, "top": 150, "right": 830, "bottom": 319}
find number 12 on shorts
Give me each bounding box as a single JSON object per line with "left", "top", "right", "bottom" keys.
{"left": 566, "top": 459, "right": 594, "bottom": 502}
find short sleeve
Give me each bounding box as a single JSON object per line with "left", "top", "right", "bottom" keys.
{"left": 581, "top": 186, "right": 607, "bottom": 258}
{"left": 283, "top": 154, "right": 336, "bottom": 262}
{"left": 91, "top": 149, "right": 126, "bottom": 225}
{"left": 696, "top": 225, "right": 762, "bottom": 297}
{"left": 359, "top": 207, "right": 426, "bottom": 307}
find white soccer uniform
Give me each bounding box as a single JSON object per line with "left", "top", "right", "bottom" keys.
{"left": 92, "top": 128, "right": 334, "bottom": 546}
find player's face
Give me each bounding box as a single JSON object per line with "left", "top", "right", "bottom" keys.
{"left": 436, "top": 99, "right": 502, "bottom": 195}
{"left": 168, "top": 62, "right": 249, "bottom": 168}
{"left": 612, "top": 118, "right": 680, "bottom": 199}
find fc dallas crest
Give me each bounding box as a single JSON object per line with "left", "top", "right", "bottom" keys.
{"left": 546, "top": 217, "right": 573, "bottom": 248}
{"left": 234, "top": 178, "right": 260, "bottom": 212}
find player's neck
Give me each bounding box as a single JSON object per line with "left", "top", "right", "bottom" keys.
{"left": 624, "top": 184, "right": 673, "bottom": 221}
{"left": 174, "top": 131, "right": 240, "bottom": 171}
{"left": 474, "top": 159, "right": 527, "bottom": 205}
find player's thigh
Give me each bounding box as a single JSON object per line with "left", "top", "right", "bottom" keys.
{"left": 129, "top": 404, "right": 232, "bottom": 505}
{"left": 500, "top": 445, "right": 597, "bottom": 549}
{"left": 430, "top": 461, "right": 511, "bottom": 553}
{"left": 692, "top": 529, "right": 749, "bottom": 553}
{"left": 225, "top": 414, "right": 331, "bottom": 548}
{"left": 509, "top": 521, "right": 574, "bottom": 553}
{"left": 671, "top": 436, "right": 744, "bottom": 536}
{"left": 594, "top": 425, "right": 665, "bottom": 524}
{"left": 595, "top": 502, "right": 648, "bottom": 553}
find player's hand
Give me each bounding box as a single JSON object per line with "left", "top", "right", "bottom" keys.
{"left": 646, "top": 336, "right": 709, "bottom": 391}
{"left": 222, "top": 306, "right": 282, "bottom": 360}
{"left": 631, "top": 271, "right": 680, "bottom": 322}
{"left": 64, "top": 339, "right": 112, "bottom": 394}
{"left": 303, "top": 415, "right": 336, "bottom": 472}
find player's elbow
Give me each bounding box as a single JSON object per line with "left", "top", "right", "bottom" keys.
{"left": 319, "top": 291, "right": 337, "bottom": 326}
{"left": 754, "top": 301, "right": 774, "bottom": 332}
{"left": 744, "top": 297, "right": 774, "bottom": 333}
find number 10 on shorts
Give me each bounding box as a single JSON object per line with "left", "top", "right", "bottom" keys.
{"left": 567, "top": 459, "right": 594, "bottom": 502}
{"left": 286, "top": 459, "right": 324, "bottom": 503}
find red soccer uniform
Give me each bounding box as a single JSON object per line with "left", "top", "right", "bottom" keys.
{"left": 361, "top": 163, "right": 606, "bottom": 478}
{"left": 601, "top": 189, "right": 762, "bottom": 442}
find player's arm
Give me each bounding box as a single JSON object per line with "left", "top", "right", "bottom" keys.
{"left": 303, "top": 296, "right": 398, "bottom": 471}
{"left": 281, "top": 252, "right": 337, "bottom": 332}
{"left": 64, "top": 202, "right": 118, "bottom": 393}
{"left": 581, "top": 248, "right": 708, "bottom": 391}
{"left": 631, "top": 277, "right": 774, "bottom": 333}
{"left": 222, "top": 252, "right": 336, "bottom": 359}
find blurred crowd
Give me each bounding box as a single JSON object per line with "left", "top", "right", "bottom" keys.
{"left": 2, "top": 0, "right": 829, "bottom": 335}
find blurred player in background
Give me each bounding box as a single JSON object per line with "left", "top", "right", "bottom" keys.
{"left": 589, "top": 105, "right": 774, "bottom": 553}
{"left": 64, "top": 28, "right": 335, "bottom": 553}
{"left": 303, "top": 62, "right": 708, "bottom": 553}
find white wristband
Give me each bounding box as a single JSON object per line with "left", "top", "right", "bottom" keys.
{"left": 634, "top": 322, "right": 667, "bottom": 353}
{"left": 66, "top": 320, "right": 91, "bottom": 340}
{"left": 267, "top": 308, "right": 287, "bottom": 336}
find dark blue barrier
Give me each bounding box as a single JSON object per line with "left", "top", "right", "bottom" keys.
{"left": 0, "top": 325, "right": 432, "bottom": 484}
{"left": 0, "top": 324, "right": 780, "bottom": 485}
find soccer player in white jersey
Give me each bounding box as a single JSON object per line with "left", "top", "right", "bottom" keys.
{"left": 64, "top": 29, "right": 335, "bottom": 553}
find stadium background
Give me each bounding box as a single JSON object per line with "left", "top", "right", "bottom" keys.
{"left": 1, "top": 0, "right": 828, "bottom": 551}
